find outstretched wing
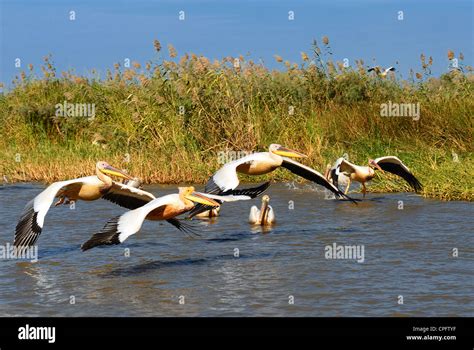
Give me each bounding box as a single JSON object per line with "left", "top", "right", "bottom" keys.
{"left": 80, "top": 215, "right": 123, "bottom": 250}
{"left": 14, "top": 176, "right": 97, "bottom": 250}
{"left": 280, "top": 157, "right": 357, "bottom": 203}
{"left": 374, "top": 156, "right": 422, "bottom": 192}
{"left": 81, "top": 194, "right": 179, "bottom": 251}
{"left": 102, "top": 181, "right": 155, "bottom": 210}
{"left": 207, "top": 160, "right": 243, "bottom": 193}
{"left": 14, "top": 200, "right": 41, "bottom": 251}
{"left": 188, "top": 153, "right": 271, "bottom": 218}
{"left": 337, "top": 159, "right": 357, "bottom": 175}
{"left": 327, "top": 158, "right": 346, "bottom": 188}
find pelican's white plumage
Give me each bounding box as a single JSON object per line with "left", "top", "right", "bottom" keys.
{"left": 81, "top": 188, "right": 252, "bottom": 250}
{"left": 34, "top": 177, "right": 96, "bottom": 227}
{"left": 327, "top": 156, "right": 422, "bottom": 196}
{"left": 15, "top": 177, "right": 96, "bottom": 248}
{"left": 14, "top": 161, "right": 145, "bottom": 249}
{"left": 211, "top": 151, "right": 279, "bottom": 192}
{"left": 116, "top": 194, "right": 180, "bottom": 243}
{"left": 373, "top": 156, "right": 411, "bottom": 173}
{"left": 249, "top": 195, "right": 275, "bottom": 225}
{"left": 368, "top": 66, "right": 395, "bottom": 77}
{"left": 195, "top": 207, "right": 220, "bottom": 218}
{"left": 188, "top": 144, "right": 355, "bottom": 218}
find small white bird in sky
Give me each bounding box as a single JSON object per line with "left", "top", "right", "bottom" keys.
{"left": 367, "top": 66, "right": 395, "bottom": 77}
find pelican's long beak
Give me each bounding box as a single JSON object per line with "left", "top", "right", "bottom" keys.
{"left": 101, "top": 165, "right": 134, "bottom": 180}
{"left": 186, "top": 192, "right": 220, "bottom": 207}
{"left": 273, "top": 146, "right": 307, "bottom": 158}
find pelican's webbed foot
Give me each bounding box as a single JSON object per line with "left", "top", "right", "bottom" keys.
{"left": 54, "top": 196, "right": 66, "bottom": 206}
{"left": 54, "top": 196, "right": 73, "bottom": 206}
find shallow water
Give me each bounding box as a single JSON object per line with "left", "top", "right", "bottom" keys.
{"left": 0, "top": 182, "right": 472, "bottom": 317}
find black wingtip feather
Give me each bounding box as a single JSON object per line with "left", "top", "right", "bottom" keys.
{"left": 377, "top": 162, "right": 423, "bottom": 193}
{"left": 187, "top": 203, "right": 218, "bottom": 219}
{"left": 411, "top": 175, "right": 423, "bottom": 192}
{"left": 101, "top": 192, "right": 149, "bottom": 210}
{"left": 337, "top": 191, "right": 359, "bottom": 204}
{"left": 81, "top": 216, "right": 121, "bottom": 251}
{"left": 14, "top": 200, "right": 42, "bottom": 249}
{"left": 187, "top": 181, "right": 271, "bottom": 219}
{"left": 223, "top": 181, "right": 271, "bottom": 198}
{"left": 166, "top": 218, "right": 202, "bottom": 238}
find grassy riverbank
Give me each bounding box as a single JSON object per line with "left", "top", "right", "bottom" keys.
{"left": 0, "top": 40, "right": 472, "bottom": 200}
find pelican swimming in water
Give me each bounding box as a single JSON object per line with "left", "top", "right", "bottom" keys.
{"left": 122, "top": 177, "right": 143, "bottom": 189}
{"left": 327, "top": 156, "right": 422, "bottom": 197}
{"left": 195, "top": 207, "right": 221, "bottom": 218}
{"left": 81, "top": 187, "right": 250, "bottom": 250}
{"left": 188, "top": 144, "right": 355, "bottom": 218}
{"left": 14, "top": 161, "right": 154, "bottom": 250}
{"left": 249, "top": 195, "right": 275, "bottom": 225}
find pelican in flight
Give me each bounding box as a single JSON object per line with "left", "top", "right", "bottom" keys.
{"left": 367, "top": 66, "right": 395, "bottom": 77}
{"left": 249, "top": 195, "right": 275, "bottom": 225}
{"left": 14, "top": 161, "right": 155, "bottom": 250}
{"left": 327, "top": 156, "right": 422, "bottom": 197}
{"left": 81, "top": 187, "right": 250, "bottom": 250}
{"left": 188, "top": 144, "right": 355, "bottom": 218}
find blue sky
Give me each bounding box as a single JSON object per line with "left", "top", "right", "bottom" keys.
{"left": 0, "top": 0, "right": 472, "bottom": 85}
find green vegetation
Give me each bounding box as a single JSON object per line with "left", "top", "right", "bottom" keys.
{"left": 0, "top": 39, "right": 472, "bottom": 200}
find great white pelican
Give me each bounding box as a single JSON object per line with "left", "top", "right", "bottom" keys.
{"left": 195, "top": 207, "right": 221, "bottom": 218}
{"left": 368, "top": 66, "right": 395, "bottom": 77}
{"left": 14, "top": 161, "right": 153, "bottom": 250}
{"left": 249, "top": 195, "right": 275, "bottom": 226}
{"left": 188, "top": 144, "right": 356, "bottom": 218}
{"left": 81, "top": 187, "right": 251, "bottom": 250}
{"left": 327, "top": 156, "right": 422, "bottom": 197}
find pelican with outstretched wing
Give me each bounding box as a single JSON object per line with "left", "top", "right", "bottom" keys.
{"left": 13, "top": 161, "right": 154, "bottom": 251}
{"left": 327, "top": 156, "right": 422, "bottom": 197}
{"left": 81, "top": 187, "right": 251, "bottom": 250}
{"left": 368, "top": 66, "right": 395, "bottom": 77}
{"left": 249, "top": 195, "right": 275, "bottom": 226}
{"left": 188, "top": 144, "right": 355, "bottom": 218}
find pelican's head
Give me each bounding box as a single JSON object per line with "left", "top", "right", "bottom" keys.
{"left": 368, "top": 159, "right": 383, "bottom": 172}
{"left": 179, "top": 187, "right": 220, "bottom": 207}
{"left": 96, "top": 161, "right": 133, "bottom": 180}
{"left": 269, "top": 144, "right": 307, "bottom": 158}
{"left": 262, "top": 194, "right": 270, "bottom": 203}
